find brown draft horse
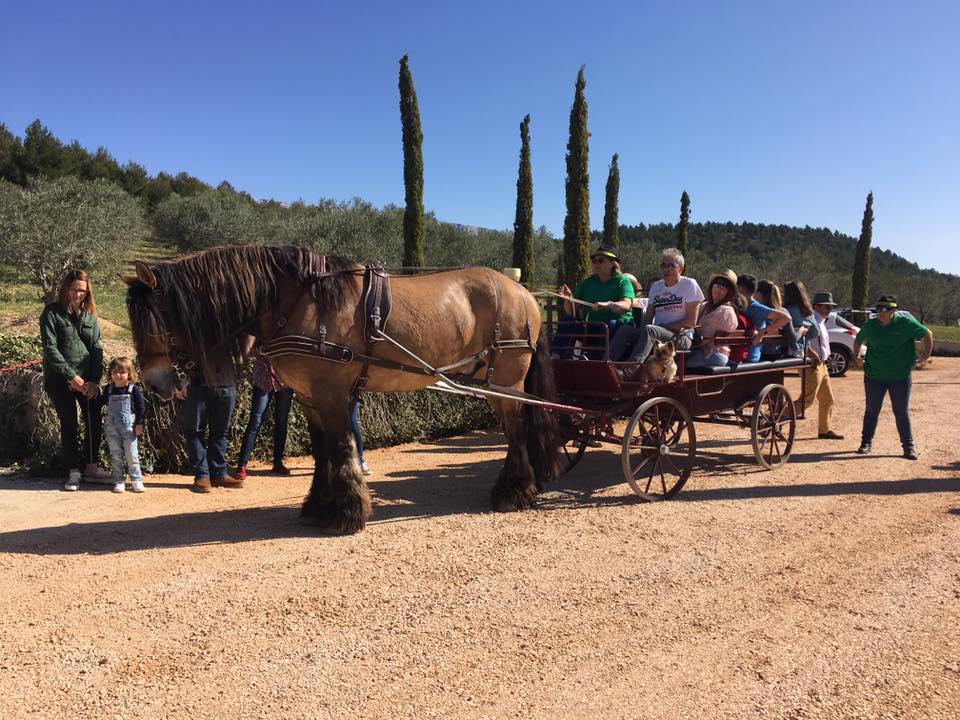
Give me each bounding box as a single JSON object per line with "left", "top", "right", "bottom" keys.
{"left": 125, "top": 245, "right": 561, "bottom": 533}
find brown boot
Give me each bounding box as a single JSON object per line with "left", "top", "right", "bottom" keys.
{"left": 192, "top": 477, "right": 212, "bottom": 493}
{"left": 212, "top": 475, "right": 243, "bottom": 489}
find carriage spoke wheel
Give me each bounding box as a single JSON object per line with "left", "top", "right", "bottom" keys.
{"left": 621, "top": 397, "right": 696, "bottom": 501}
{"left": 751, "top": 384, "right": 796, "bottom": 470}
{"left": 559, "top": 432, "right": 589, "bottom": 474}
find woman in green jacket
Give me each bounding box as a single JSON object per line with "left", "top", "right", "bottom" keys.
{"left": 40, "top": 270, "right": 110, "bottom": 490}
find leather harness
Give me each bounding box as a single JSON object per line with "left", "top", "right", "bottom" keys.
{"left": 144, "top": 254, "right": 536, "bottom": 400}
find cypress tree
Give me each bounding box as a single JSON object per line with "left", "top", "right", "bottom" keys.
{"left": 562, "top": 66, "right": 591, "bottom": 289}
{"left": 851, "top": 191, "right": 874, "bottom": 312}
{"left": 602, "top": 153, "right": 619, "bottom": 247}
{"left": 678, "top": 190, "right": 691, "bottom": 259}
{"left": 399, "top": 54, "right": 424, "bottom": 270}
{"left": 511, "top": 114, "right": 535, "bottom": 284}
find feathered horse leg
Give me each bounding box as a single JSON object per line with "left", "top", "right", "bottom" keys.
{"left": 299, "top": 401, "right": 371, "bottom": 534}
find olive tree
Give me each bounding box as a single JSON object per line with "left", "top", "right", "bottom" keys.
{"left": 2, "top": 176, "right": 144, "bottom": 300}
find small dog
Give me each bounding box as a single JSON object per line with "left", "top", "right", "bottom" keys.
{"left": 644, "top": 340, "right": 677, "bottom": 383}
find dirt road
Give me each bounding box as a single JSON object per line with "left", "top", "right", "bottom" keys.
{"left": 1, "top": 361, "right": 958, "bottom": 719}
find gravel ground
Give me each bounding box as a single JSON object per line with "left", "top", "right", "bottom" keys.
{"left": 1, "top": 360, "right": 958, "bottom": 719}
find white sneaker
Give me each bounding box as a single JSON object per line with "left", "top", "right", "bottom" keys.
{"left": 360, "top": 461, "right": 372, "bottom": 476}
{"left": 131, "top": 479, "right": 145, "bottom": 493}
{"left": 64, "top": 471, "right": 81, "bottom": 492}
{"left": 112, "top": 481, "right": 125, "bottom": 493}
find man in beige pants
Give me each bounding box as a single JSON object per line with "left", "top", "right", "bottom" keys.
{"left": 795, "top": 292, "right": 844, "bottom": 440}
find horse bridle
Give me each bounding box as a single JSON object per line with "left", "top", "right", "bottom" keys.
{"left": 135, "top": 291, "right": 198, "bottom": 390}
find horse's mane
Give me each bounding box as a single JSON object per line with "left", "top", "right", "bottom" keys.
{"left": 127, "top": 245, "right": 360, "bottom": 377}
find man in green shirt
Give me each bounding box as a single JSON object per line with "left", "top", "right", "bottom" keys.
{"left": 553, "top": 245, "right": 635, "bottom": 358}
{"left": 852, "top": 294, "right": 933, "bottom": 459}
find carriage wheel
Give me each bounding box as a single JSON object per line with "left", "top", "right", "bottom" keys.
{"left": 751, "top": 384, "right": 796, "bottom": 470}
{"left": 558, "top": 416, "right": 591, "bottom": 474}
{"left": 560, "top": 434, "right": 588, "bottom": 474}
{"left": 621, "top": 397, "right": 696, "bottom": 501}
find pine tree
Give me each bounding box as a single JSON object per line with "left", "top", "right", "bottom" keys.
{"left": 851, "top": 191, "right": 874, "bottom": 311}
{"left": 399, "top": 54, "right": 425, "bottom": 270}
{"left": 562, "top": 66, "right": 591, "bottom": 288}
{"left": 678, "top": 190, "right": 691, "bottom": 259}
{"left": 511, "top": 114, "right": 535, "bottom": 284}
{"left": 602, "top": 154, "right": 619, "bottom": 247}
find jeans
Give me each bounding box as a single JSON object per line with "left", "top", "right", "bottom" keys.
{"left": 609, "top": 324, "right": 692, "bottom": 363}
{"left": 45, "top": 381, "right": 102, "bottom": 471}
{"left": 350, "top": 395, "right": 365, "bottom": 462}
{"left": 861, "top": 375, "right": 913, "bottom": 449}
{"left": 183, "top": 384, "right": 237, "bottom": 480}
{"left": 104, "top": 391, "right": 142, "bottom": 483}
{"left": 236, "top": 386, "right": 294, "bottom": 467}
{"left": 686, "top": 348, "right": 729, "bottom": 368}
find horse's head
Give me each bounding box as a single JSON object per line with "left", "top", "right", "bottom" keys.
{"left": 125, "top": 261, "right": 194, "bottom": 400}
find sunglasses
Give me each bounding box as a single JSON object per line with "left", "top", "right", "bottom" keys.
{"left": 660, "top": 262, "right": 678, "bottom": 268}
{"left": 877, "top": 306, "right": 896, "bottom": 313}
{"left": 711, "top": 279, "right": 731, "bottom": 288}
{"left": 591, "top": 256, "right": 610, "bottom": 264}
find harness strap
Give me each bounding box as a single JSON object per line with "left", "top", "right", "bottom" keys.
{"left": 482, "top": 269, "right": 503, "bottom": 383}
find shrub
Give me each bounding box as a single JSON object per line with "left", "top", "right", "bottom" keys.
{"left": 1, "top": 355, "right": 499, "bottom": 475}
{"left": 0, "top": 176, "right": 145, "bottom": 300}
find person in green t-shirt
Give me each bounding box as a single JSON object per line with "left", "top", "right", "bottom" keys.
{"left": 852, "top": 294, "right": 933, "bottom": 459}
{"left": 552, "top": 245, "right": 635, "bottom": 358}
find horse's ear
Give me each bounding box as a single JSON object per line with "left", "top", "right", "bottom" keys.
{"left": 134, "top": 261, "right": 158, "bottom": 290}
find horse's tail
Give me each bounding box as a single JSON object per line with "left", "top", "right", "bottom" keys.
{"left": 524, "top": 328, "right": 562, "bottom": 488}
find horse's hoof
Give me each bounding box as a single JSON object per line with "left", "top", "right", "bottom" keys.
{"left": 491, "top": 485, "right": 537, "bottom": 512}
{"left": 299, "top": 498, "right": 369, "bottom": 534}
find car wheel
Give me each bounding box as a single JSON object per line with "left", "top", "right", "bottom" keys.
{"left": 827, "top": 345, "right": 851, "bottom": 377}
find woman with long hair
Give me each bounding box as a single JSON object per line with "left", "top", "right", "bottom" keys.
{"left": 782, "top": 280, "right": 815, "bottom": 358}
{"left": 686, "top": 269, "right": 744, "bottom": 368}
{"left": 39, "top": 269, "right": 110, "bottom": 490}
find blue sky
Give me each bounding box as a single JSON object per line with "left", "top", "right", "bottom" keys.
{"left": 3, "top": 1, "right": 958, "bottom": 274}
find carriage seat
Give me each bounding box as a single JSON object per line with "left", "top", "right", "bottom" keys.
{"left": 685, "top": 357, "right": 806, "bottom": 376}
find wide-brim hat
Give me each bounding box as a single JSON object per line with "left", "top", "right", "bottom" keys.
{"left": 875, "top": 294, "right": 898, "bottom": 310}
{"left": 590, "top": 245, "right": 619, "bottom": 262}
{"left": 621, "top": 272, "right": 642, "bottom": 292}
{"left": 706, "top": 269, "right": 738, "bottom": 289}
{"left": 811, "top": 292, "right": 837, "bottom": 306}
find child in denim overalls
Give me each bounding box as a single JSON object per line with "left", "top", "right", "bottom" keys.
{"left": 101, "top": 356, "right": 146, "bottom": 493}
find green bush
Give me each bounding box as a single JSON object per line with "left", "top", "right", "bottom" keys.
{"left": 1, "top": 354, "right": 499, "bottom": 474}
{"left": 0, "top": 333, "right": 42, "bottom": 367}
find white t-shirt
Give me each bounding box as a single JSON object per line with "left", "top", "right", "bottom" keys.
{"left": 647, "top": 276, "right": 705, "bottom": 336}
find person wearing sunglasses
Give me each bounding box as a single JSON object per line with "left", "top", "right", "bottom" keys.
{"left": 553, "top": 245, "right": 635, "bottom": 358}
{"left": 609, "top": 247, "right": 704, "bottom": 363}
{"left": 852, "top": 294, "right": 933, "bottom": 459}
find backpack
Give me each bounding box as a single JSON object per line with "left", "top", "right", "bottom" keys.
{"left": 728, "top": 313, "right": 753, "bottom": 363}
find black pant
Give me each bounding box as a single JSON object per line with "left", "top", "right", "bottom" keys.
{"left": 45, "top": 381, "right": 102, "bottom": 471}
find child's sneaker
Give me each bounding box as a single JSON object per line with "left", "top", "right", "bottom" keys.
{"left": 229, "top": 465, "right": 247, "bottom": 481}
{"left": 112, "top": 480, "right": 126, "bottom": 493}
{"left": 131, "top": 479, "right": 145, "bottom": 493}
{"left": 64, "top": 470, "right": 81, "bottom": 492}
{"left": 360, "top": 461, "right": 372, "bottom": 476}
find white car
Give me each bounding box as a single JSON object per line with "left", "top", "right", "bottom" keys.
{"left": 824, "top": 313, "right": 863, "bottom": 377}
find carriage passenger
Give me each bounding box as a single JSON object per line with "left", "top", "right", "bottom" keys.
{"left": 621, "top": 273, "right": 647, "bottom": 322}
{"left": 782, "top": 280, "right": 816, "bottom": 358}
{"left": 552, "top": 245, "right": 635, "bottom": 358}
{"left": 686, "top": 270, "right": 743, "bottom": 368}
{"left": 735, "top": 274, "right": 791, "bottom": 362}
{"left": 608, "top": 247, "right": 704, "bottom": 363}
{"left": 756, "top": 279, "right": 806, "bottom": 359}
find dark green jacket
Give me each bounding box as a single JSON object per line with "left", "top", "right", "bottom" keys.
{"left": 39, "top": 302, "right": 104, "bottom": 386}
